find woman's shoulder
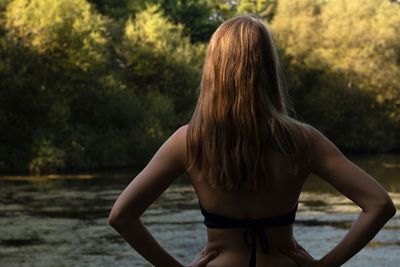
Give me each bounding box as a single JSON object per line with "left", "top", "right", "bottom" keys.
{"left": 172, "top": 124, "right": 188, "bottom": 141}
{"left": 168, "top": 124, "right": 189, "bottom": 157}
{"left": 295, "top": 122, "right": 346, "bottom": 171}
{"left": 298, "top": 123, "right": 335, "bottom": 151}
{"left": 286, "top": 121, "right": 336, "bottom": 165}
{"left": 292, "top": 121, "right": 327, "bottom": 146}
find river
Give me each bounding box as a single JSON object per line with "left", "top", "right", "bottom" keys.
{"left": 0, "top": 154, "right": 399, "bottom": 266}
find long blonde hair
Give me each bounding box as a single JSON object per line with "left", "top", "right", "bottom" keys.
{"left": 187, "top": 15, "right": 308, "bottom": 191}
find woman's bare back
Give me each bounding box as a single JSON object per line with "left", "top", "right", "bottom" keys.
{"left": 187, "top": 143, "right": 312, "bottom": 267}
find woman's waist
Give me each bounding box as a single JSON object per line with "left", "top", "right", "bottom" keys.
{"left": 203, "top": 240, "right": 298, "bottom": 267}
{"left": 206, "top": 225, "right": 295, "bottom": 251}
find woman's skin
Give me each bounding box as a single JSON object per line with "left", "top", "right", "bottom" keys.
{"left": 108, "top": 124, "right": 396, "bottom": 267}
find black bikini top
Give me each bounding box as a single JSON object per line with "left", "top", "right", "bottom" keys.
{"left": 199, "top": 202, "right": 298, "bottom": 267}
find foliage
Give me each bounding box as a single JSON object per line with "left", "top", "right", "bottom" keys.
{"left": 29, "top": 139, "right": 66, "bottom": 174}
{"left": 236, "top": 0, "right": 277, "bottom": 21}
{"left": 156, "top": 0, "right": 220, "bottom": 43}
{"left": 0, "top": 0, "right": 399, "bottom": 173}
{"left": 0, "top": 0, "right": 142, "bottom": 172}
{"left": 88, "top": 0, "right": 221, "bottom": 43}
{"left": 118, "top": 4, "right": 205, "bottom": 125}
{"left": 87, "top": 0, "right": 147, "bottom": 20}
{"left": 272, "top": 0, "right": 400, "bottom": 151}
{"left": 5, "top": 0, "right": 111, "bottom": 71}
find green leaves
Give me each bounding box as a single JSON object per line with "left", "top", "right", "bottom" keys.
{"left": 29, "top": 139, "right": 66, "bottom": 174}
{"left": 273, "top": 0, "right": 400, "bottom": 100}
{"left": 120, "top": 4, "right": 202, "bottom": 68}
{"left": 118, "top": 4, "right": 204, "bottom": 121}
{"left": 0, "top": 1, "right": 208, "bottom": 173}
{"left": 0, "top": 0, "right": 399, "bottom": 172}
{"left": 237, "top": 0, "right": 276, "bottom": 20}
{"left": 272, "top": 0, "right": 400, "bottom": 151}
{"left": 5, "top": 0, "right": 110, "bottom": 71}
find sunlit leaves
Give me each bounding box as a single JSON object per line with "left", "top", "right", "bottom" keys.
{"left": 1, "top": 0, "right": 399, "bottom": 172}
{"left": 272, "top": 0, "right": 400, "bottom": 119}
{"left": 237, "top": 0, "right": 277, "bottom": 20}
{"left": 5, "top": 0, "right": 110, "bottom": 71}
{"left": 270, "top": 0, "right": 400, "bottom": 150}
{"left": 121, "top": 4, "right": 202, "bottom": 67}
{"left": 118, "top": 3, "right": 205, "bottom": 130}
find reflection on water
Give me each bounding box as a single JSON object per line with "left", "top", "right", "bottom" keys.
{"left": 0, "top": 154, "right": 399, "bottom": 266}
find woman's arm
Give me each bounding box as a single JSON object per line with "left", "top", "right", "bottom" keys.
{"left": 285, "top": 125, "right": 396, "bottom": 267}
{"left": 108, "top": 125, "right": 218, "bottom": 267}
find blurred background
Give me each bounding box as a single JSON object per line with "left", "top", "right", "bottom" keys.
{"left": 0, "top": 0, "right": 399, "bottom": 266}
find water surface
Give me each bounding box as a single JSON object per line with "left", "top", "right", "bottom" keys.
{"left": 0, "top": 154, "right": 399, "bottom": 266}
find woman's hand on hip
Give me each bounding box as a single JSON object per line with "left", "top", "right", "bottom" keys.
{"left": 187, "top": 249, "right": 219, "bottom": 267}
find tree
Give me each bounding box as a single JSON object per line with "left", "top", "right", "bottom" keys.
{"left": 118, "top": 4, "right": 205, "bottom": 127}
{"left": 5, "top": 0, "right": 111, "bottom": 71}
{"left": 271, "top": 0, "right": 400, "bottom": 151}
{"left": 236, "top": 0, "right": 277, "bottom": 21}
{"left": 114, "top": 4, "right": 207, "bottom": 155}
{"left": 0, "top": 0, "right": 126, "bottom": 172}
{"left": 87, "top": 0, "right": 147, "bottom": 20}
{"left": 156, "top": 0, "right": 220, "bottom": 43}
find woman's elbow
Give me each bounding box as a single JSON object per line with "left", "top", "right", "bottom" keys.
{"left": 383, "top": 198, "right": 396, "bottom": 218}
{"left": 108, "top": 209, "right": 122, "bottom": 227}
{"left": 108, "top": 207, "right": 129, "bottom": 228}
{"left": 375, "top": 195, "right": 396, "bottom": 219}
{"left": 108, "top": 208, "right": 140, "bottom": 228}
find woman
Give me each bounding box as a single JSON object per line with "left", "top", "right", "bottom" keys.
{"left": 108, "top": 16, "right": 396, "bottom": 267}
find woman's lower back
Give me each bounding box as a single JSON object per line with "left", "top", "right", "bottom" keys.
{"left": 204, "top": 227, "right": 298, "bottom": 267}
{"left": 205, "top": 250, "right": 298, "bottom": 267}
